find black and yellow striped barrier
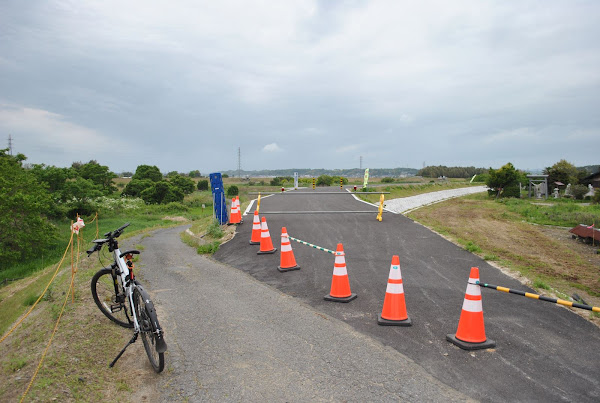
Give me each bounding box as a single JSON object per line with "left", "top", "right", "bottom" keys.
{"left": 477, "top": 282, "right": 600, "bottom": 313}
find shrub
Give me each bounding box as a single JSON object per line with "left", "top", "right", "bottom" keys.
{"left": 593, "top": 189, "right": 600, "bottom": 204}
{"left": 226, "top": 185, "right": 239, "bottom": 196}
{"left": 170, "top": 175, "right": 196, "bottom": 194}
{"left": 122, "top": 179, "right": 154, "bottom": 198}
{"left": 197, "top": 180, "right": 209, "bottom": 191}
{"left": 207, "top": 221, "right": 224, "bottom": 238}
{"left": 571, "top": 184, "right": 588, "bottom": 200}
{"left": 197, "top": 241, "right": 220, "bottom": 254}
{"left": 381, "top": 177, "right": 394, "bottom": 183}
{"left": 316, "top": 175, "right": 333, "bottom": 186}
{"left": 140, "top": 181, "right": 184, "bottom": 204}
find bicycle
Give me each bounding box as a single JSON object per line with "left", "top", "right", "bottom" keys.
{"left": 88, "top": 223, "right": 167, "bottom": 373}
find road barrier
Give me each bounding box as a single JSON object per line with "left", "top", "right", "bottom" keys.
{"left": 248, "top": 192, "right": 390, "bottom": 195}
{"left": 478, "top": 282, "right": 600, "bottom": 312}
{"left": 288, "top": 236, "right": 343, "bottom": 255}
{"left": 259, "top": 211, "right": 383, "bottom": 214}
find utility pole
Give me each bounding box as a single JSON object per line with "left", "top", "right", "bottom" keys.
{"left": 237, "top": 147, "right": 241, "bottom": 178}
{"left": 360, "top": 156, "right": 363, "bottom": 170}
{"left": 8, "top": 134, "right": 13, "bottom": 155}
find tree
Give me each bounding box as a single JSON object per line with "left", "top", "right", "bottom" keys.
{"left": 140, "top": 181, "right": 184, "bottom": 204}
{"left": 170, "top": 175, "right": 195, "bottom": 195}
{"left": 77, "top": 160, "right": 117, "bottom": 193}
{"left": 122, "top": 179, "right": 154, "bottom": 198}
{"left": 197, "top": 180, "right": 209, "bottom": 191}
{"left": 486, "top": 163, "right": 521, "bottom": 198}
{"left": 29, "top": 164, "right": 70, "bottom": 193}
{"left": 166, "top": 171, "right": 179, "bottom": 178}
{"left": 132, "top": 165, "right": 163, "bottom": 182}
{"left": 316, "top": 175, "right": 333, "bottom": 186}
{"left": 0, "top": 149, "right": 56, "bottom": 269}
{"left": 189, "top": 170, "right": 201, "bottom": 178}
{"left": 544, "top": 159, "right": 579, "bottom": 187}
{"left": 61, "top": 177, "right": 104, "bottom": 216}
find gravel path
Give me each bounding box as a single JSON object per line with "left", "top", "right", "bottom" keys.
{"left": 383, "top": 186, "right": 488, "bottom": 214}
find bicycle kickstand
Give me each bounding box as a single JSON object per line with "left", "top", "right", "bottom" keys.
{"left": 109, "top": 332, "right": 138, "bottom": 368}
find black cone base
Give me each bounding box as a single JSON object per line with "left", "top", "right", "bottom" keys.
{"left": 257, "top": 248, "right": 277, "bottom": 255}
{"left": 249, "top": 240, "right": 260, "bottom": 245}
{"left": 278, "top": 265, "right": 301, "bottom": 272}
{"left": 324, "top": 293, "right": 357, "bottom": 303}
{"left": 378, "top": 315, "right": 412, "bottom": 326}
{"left": 446, "top": 334, "right": 496, "bottom": 351}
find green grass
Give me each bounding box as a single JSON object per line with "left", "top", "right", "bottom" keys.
{"left": 197, "top": 241, "right": 221, "bottom": 254}
{"left": 533, "top": 278, "right": 551, "bottom": 290}
{"left": 498, "top": 197, "right": 600, "bottom": 227}
{"left": 465, "top": 241, "right": 483, "bottom": 253}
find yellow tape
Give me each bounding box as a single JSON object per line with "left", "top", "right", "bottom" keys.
{"left": 525, "top": 292, "right": 539, "bottom": 299}
{"left": 497, "top": 286, "right": 510, "bottom": 293}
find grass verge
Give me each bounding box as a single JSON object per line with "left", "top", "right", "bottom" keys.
{"left": 0, "top": 226, "right": 163, "bottom": 402}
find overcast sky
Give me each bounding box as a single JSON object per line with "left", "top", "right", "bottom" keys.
{"left": 1, "top": 1, "right": 599, "bottom": 174}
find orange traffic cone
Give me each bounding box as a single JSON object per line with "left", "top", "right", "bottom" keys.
{"left": 249, "top": 211, "right": 261, "bottom": 245}
{"left": 229, "top": 198, "right": 240, "bottom": 225}
{"left": 278, "top": 227, "right": 300, "bottom": 272}
{"left": 378, "top": 256, "right": 412, "bottom": 326}
{"left": 257, "top": 217, "right": 277, "bottom": 254}
{"left": 324, "top": 243, "right": 357, "bottom": 302}
{"left": 235, "top": 196, "right": 243, "bottom": 224}
{"left": 446, "top": 267, "right": 495, "bottom": 350}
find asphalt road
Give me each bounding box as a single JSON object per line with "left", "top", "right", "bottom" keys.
{"left": 214, "top": 187, "right": 600, "bottom": 402}
{"left": 133, "top": 226, "right": 469, "bottom": 402}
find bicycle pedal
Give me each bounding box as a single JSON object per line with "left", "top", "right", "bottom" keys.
{"left": 110, "top": 304, "right": 124, "bottom": 313}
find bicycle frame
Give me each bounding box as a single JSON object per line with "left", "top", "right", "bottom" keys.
{"left": 112, "top": 247, "right": 141, "bottom": 334}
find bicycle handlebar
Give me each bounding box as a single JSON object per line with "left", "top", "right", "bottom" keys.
{"left": 88, "top": 223, "right": 130, "bottom": 256}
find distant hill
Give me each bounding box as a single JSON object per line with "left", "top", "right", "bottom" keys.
{"left": 578, "top": 165, "right": 600, "bottom": 174}
{"left": 221, "top": 168, "right": 419, "bottom": 178}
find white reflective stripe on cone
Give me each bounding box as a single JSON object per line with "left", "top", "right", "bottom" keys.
{"left": 386, "top": 282, "right": 404, "bottom": 294}
{"left": 335, "top": 256, "right": 345, "bottom": 264}
{"left": 333, "top": 267, "right": 348, "bottom": 276}
{"left": 466, "top": 283, "right": 481, "bottom": 296}
{"left": 281, "top": 243, "right": 293, "bottom": 252}
{"left": 388, "top": 265, "right": 402, "bottom": 280}
{"left": 462, "top": 298, "right": 483, "bottom": 312}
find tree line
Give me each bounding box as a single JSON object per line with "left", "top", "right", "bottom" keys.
{"left": 0, "top": 150, "right": 203, "bottom": 269}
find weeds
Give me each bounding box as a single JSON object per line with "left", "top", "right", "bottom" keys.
{"left": 23, "top": 293, "right": 39, "bottom": 306}
{"left": 465, "top": 241, "right": 482, "bottom": 253}
{"left": 207, "top": 221, "right": 224, "bottom": 239}
{"left": 3, "top": 357, "right": 27, "bottom": 373}
{"left": 533, "top": 278, "right": 551, "bottom": 290}
{"left": 197, "top": 241, "right": 220, "bottom": 254}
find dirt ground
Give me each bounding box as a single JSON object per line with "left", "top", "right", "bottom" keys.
{"left": 410, "top": 199, "right": 600, "bottom": 326}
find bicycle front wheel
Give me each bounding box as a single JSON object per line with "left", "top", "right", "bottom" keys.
{"left": 133, "top": 287, "right": 165, "bottom": 373}
{"left": 91, "top": 268, "right": 133, "bottom": 328}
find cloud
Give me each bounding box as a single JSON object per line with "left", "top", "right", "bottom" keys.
{"left": 262, "top": 143, "right": 282, "bottom": 152}
{"left": 0, "top": 103, "right": 119, "bottom": 164}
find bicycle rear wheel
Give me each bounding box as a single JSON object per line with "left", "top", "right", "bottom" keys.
{"left": 133, "top": 287, "right": 165, "bottom": 373}
{"left": 91, "top": 268, "right": 133, "bottom": 328}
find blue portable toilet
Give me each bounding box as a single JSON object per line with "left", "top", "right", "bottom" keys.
{"left": 209, "top": 172, "right": 229, "bottom": 224}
